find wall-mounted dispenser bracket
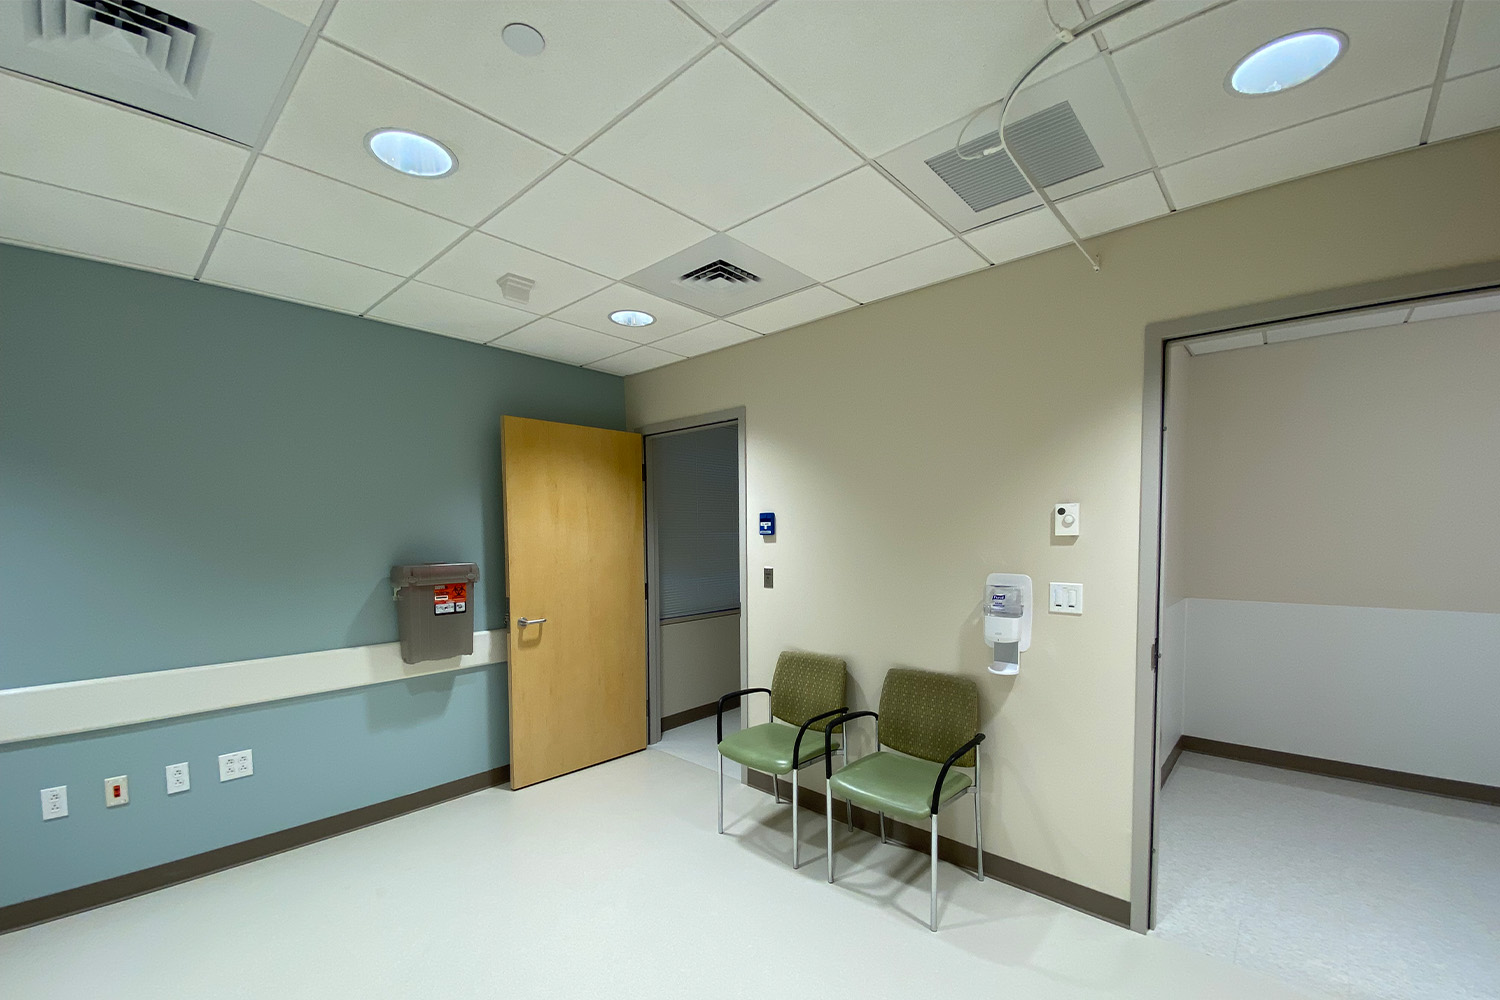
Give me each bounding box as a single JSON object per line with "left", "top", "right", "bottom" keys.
{"left": 985, "top": 573, "right": 1033, "bottom": 676}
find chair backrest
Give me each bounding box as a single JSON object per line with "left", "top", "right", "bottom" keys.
{"left": 769, "top": 651, "right": 847, "bottom": 732}
{"left": 877, "top": 668, "right": 981, "bottom": 766}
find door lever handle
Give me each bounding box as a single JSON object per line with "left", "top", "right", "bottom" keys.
{"left": 517, "top": 617, "right": 547, "bottom": 627}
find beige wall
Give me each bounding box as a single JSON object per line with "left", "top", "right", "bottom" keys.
{"left": 1177, "top": 311, "right": 1500, "bottom": 612}
{"left": 625, "top": 132, "right": 1500, "bottom": 901}
{"left": 661, "top": 612, "right": 741, "bottom": 717}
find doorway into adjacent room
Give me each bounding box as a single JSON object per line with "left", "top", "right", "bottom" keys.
{"left": 641, "top": 411, "right": 748, "bottom": 774}
{"left": 1143, "top": 285, "right": 1500, "bottom": 1000}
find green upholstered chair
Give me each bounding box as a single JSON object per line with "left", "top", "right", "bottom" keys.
{"left": 823, "top": 668, "right": 985, "bottom": 931}
{"left": 715, "top": 651, "right": 848, "bottom": 869}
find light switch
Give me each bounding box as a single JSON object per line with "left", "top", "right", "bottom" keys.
{"left": 1054, "top": 503, "right": 1080, "bottom": 536}
{"left": 105, "top": 775, "right": 129, "bottom": 807}
{"left": 762, "top": 566, "right": 774, "bottom": 588}
{"left": 1049, "top": 582, "right": 1083, "bottom": 615}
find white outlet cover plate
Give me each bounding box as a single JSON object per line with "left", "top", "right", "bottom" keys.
{"left": 1049, "top": 582, "right": 1084, "bottom": 614}
{"left": 166, "top": 762, "right": 191, "bottom": 794}
{"left": 218, "top": 750, "right": 254, "bottom": 782}
{"left": 105, "top": 775, "right": 130, "bottom": 807}
{"left": 41, "top": 785, "right": 68, "bottom": 820}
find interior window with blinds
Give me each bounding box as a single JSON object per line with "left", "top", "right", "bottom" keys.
{"left": 649, "top": 423, "right": 739, "bottom": 621}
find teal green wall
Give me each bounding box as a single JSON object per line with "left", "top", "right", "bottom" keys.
{"left": 0, "top": 244, "right": 625, "bottom": 906}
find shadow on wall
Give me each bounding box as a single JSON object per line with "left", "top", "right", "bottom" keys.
{"left": 365, "top": 672, "right": 457, "bottom": 732}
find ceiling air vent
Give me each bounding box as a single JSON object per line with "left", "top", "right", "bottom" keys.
{"left": 36, "top": 0, "right": 205, "bottom": 94}
{"left": 876, "top": 57, "right": 1154, "bottom": 233}
{"left": 626, "top": 235, "right": 813, "bottom": 318}
{"left": 681, "top": 259, "right": 761, "bottom": 285}
{"left": 924, "top": 101, "right": 1102, "bottom": 214}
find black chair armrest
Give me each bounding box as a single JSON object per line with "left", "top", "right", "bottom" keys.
{"left": 717, "top": 688, "right": 770, "bottom": 743}
{"left": 932, "top": 733, "right": 987, "bottom": 815}
{"left": 792, "top": 707, "right": 848, "bottom": 769}
{"left": 824, "top": 711, "right": 879, "bottom": 777}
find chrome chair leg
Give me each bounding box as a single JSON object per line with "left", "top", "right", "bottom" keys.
{"left": 930, "top": 814, "right": 940, "bottom": 932}
{"left": 842, "top": 746, "right": 853, "bottom": 831}
{"left": 973, "top": 759, "right": 985, "bottom": 882}
{"left": 771, "top": 772, "right": 780, "bottom": 804}
{"left": 717, "top": 753, "right": 724, "bottom": 835}
{"left": 879, "top": 811, "right": 886, "bottom": 844}
{"left": 792, "top": 769, "right": 800, "bottom": 869}
{"left": 826, "top": 777, "right": 836, "bottom": 883}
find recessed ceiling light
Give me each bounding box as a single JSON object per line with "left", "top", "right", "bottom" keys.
{"left": 1229, "top": 30, "right": 1346, "bottom": 96}
{"left": 365, "top": 129, "right": 456, "bottom": 178}
{"left": 610, "top": 310, "right": 655, "bottom": 328}
{"left": 502, "top": 22, "right": 546, "bottom": 57}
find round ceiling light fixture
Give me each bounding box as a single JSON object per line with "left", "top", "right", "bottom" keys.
{"left": 609, "top": 310, "right": 655, "bottom": 328}
{"left": 1229, "top": 29, "right": 1346, "bottom": 95}
{"left": 502, "top": 22, "right": 546, "bottom": 57}
{"left": 365, "top": 129, "right": 456, "bottom": 178}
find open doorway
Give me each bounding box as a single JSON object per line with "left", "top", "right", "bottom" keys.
{"left": 641, "top": 410, "right": 748, "bottom": 774}
{"left": 1144, "top": 284, "right": 1500, "bottom": 999}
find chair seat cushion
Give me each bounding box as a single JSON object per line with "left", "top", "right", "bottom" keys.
{"left": 718, "top": 722, "right": 839, "bottom": 775}
{"left": 827, "top": 751, "right": 972, "bottom": 823}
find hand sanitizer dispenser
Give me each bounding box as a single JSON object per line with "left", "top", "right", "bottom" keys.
{"left": 985, "top": 573, "right": 1033, "bottom": 676}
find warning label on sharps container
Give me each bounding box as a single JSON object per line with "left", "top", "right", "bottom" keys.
{"left": 434, "top": 583, "right": 468, "bottom": 616}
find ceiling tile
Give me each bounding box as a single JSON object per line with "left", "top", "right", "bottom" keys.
{"left": 367, "top": 281, "right": 535, "bottom": 343}
{"left": 263, "top": 43, "right": 559, "bottom": 226}
{"left": 1429, "top": 66, "right": 1500, "bottom": 143}
{"left": 250, "top": 0, "right": 322, "bottom": 24}
{"left": 1059, "top": 174, "right": 1169, "bottom": 238}
{"left": 490, "top": 317, "right": 639, "bottom": 366}
{"left": 227, "top": 158, "right": 465, "bottom": 275}
{"left": 203, "top": 231, "right": 402, "bottom": 313}
{"left": 587, "top": 346, "right": 683, "bottom": 376}
{"left": 549, "top": 284, "right": 712, "bottom": 344}
{"left": 728, "top": 167, "right": 951, "bottom": 281}
{"left": 324, "top": 1, "right": 709, "bottom": 151}
{"left": 1162, "top": 90, "right": 1428, "bottom": 209}
{"left": 729, "top": 0, "right": 1094, "bottom": 156}
{"left": 681, "top": 1, "right": 765, "bottom": 34}
{"left": 1447, "top": 0, "right": 1500, "bottom": 78}
{"left": 417, "top": 230, "right": 610, "bottom": 314}
{"left": 1113, "top": 1, "right": 1449, "bottom": 165}
{"left": 0, "top": 174, "right": 213, "bottom": 276}
{"left": 483, "top": 162, "right": 712, "bottom": 278}
{"left": 578, "top": 48, "right": 861, "bottom": 230}
{"left": 964, "top": 207, "right": 1071, "bottom": 265}
{"left": 651, "top": 320, "right": 761, "bottom": 357}
{"left": 0, "top": 74, "right": 247, "bottom": 223}
{"left": 730, "top": 285, "right": 857, "bottom": 334}
{"left": 1100, "top": 0, "right": 1225, "bottom": 50}
{"left": 828, "top": 239, "right": 987, "bottom": 303}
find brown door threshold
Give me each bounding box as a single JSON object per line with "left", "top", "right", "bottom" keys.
{"left": 0, "top": 766, "right": 510, "bottom": 935}
{"left": 1178, "top": 736, "right": 1500, "bottom": 806}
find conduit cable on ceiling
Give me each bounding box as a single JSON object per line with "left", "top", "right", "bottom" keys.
{"left": 956, "top": 0, "right": 1158, "bottom": 272}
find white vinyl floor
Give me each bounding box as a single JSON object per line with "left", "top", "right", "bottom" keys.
{"left": 1153, "top": 753, "right": 1500, "bottom": 1000}
{"left": 0, "top": 748, "right": 1327, "bottom": 1000}
{"left": 651, "top": 707, "right": 737, "bottom": 772}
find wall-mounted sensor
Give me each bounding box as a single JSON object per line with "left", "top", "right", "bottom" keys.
{"left": 1054, "top": 502, "right": 1080, "bottom": 537}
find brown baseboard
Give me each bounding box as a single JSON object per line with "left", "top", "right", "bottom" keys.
{"left": 0, "top": 766, "right": 510, "bottom": 935}
{"left": 662, "top": 699, "right": 727, "bottom": 733}
{"left": 750, "top": 772, "right": 1129, "bottom": 927}
{"left": 1160, "top": 737, "right": 1186, "bottom": 786}
{"left": 1179, "top": 736, "right": 1500, "bottom": 806}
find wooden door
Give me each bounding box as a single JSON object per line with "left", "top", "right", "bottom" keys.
{"left": 502, "top": 416, "right": 646, "bottom": 789}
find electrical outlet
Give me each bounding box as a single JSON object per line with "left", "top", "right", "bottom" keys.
{"left": 41, "top": 785, "right": 68, "bottom": 821}
{"left": 218, "top": 750, "right": 253, "bottom": 782}
{"left": 105, "top": 775, "right": 130, "bottom": 807}
{"left": 166, "top": 762, "right": 190, "bottom": 795}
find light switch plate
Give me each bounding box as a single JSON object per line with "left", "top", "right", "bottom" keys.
{"left": 166, "top": 762, "right": 190, "bottom": 795}
{"left": 763, "top": 566, "right": 774, "bottom": 588}
{"left": 41, "top": 785, "right": 68, "bottom": 820}
{"left": 105, "top": 775, "right": 130, "bottom": 807}
{"left": 1054, "top": 502, "right": 1080, "bottom": 536}
{"left": 1049, "top": 582, "right": 1083, "bottom": 614}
